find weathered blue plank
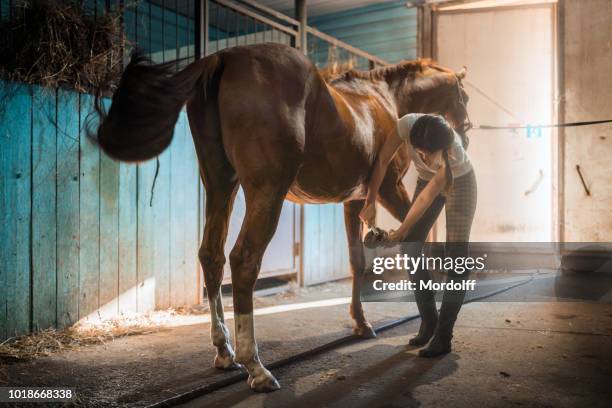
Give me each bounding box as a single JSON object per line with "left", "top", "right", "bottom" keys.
{"left": 0, "top": 83, "right": 32, "bottom": 337}
{"left": 302, "top": 203, "right": 349, "bottom": 286}
{"left": 78, "top": 93, "right": 100, "bottom": 322}
{"left": 137, "top": 149, "right": 171, "bottom": 312}
{"left": 31, "top": 86, "right": 57, "bottom": 331}
{"left": 155, "top": 148, "right": 171, "bottom": 309}
{"left": 99, "top": 98, "right": 120, "bottom": 320}
{"left": 56, "top": 88, "right": 80, "bottom": 328}
{"left": 118, "top": 160, "right": 138, "bottom": 314}
{"left": 309, "top": 2, "right": 417, "bottom": 63}
{"left": 169, "top": 112, "right": 199, "bottom": 306}
{"left": 302, "top": 204, "right": 320, "bottom": 285}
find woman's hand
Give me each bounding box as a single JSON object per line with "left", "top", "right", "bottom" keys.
{"left": 359, "top": 201, "right": 376, "bottom": 227}
{"left": 388, "top": 228, "right": 405, "bottom": 243}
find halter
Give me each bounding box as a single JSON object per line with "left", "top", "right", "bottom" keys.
{"left": 454, "top": 76, "right": 473, "bottom": 134}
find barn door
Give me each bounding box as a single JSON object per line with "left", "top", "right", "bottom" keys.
{"left": 434, "top": 3, "right": 555, "bottom": 242}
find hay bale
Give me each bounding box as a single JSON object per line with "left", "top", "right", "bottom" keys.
{"left": 0, "top": 0, "right": 127, "bottom": 93}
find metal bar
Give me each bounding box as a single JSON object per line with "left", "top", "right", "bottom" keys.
{"left": 295, "top": 0, "right": 306, "bottom": 54}
{"left": 237, "top": 0, "right": 300, "bottom": 27}
{"left": 195, "top": 0, "right": 209, "bottom": 58}
{"left": 235, "top": 10, "right": 239, "bottom": 47}
{"left": 215, "top": 0, "right": 221, "bottom": 51}
{"left": 176, "top": 0, "right": 179, "bottom": 70}
{"left": 215, "top": 0, "right": 297, "bottom": 36}
{"left": 161, "top": 0, "right": 165, "bottom": 62}
{"left": 306, "top": 26, "right": 388, "bottom": 66}
{"left": 224, "top": 4, "right": 229, "bottom": 49}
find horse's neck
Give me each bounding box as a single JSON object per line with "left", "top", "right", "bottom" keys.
{"left": 387, "top": 73, "right": 455, "bottom": 117}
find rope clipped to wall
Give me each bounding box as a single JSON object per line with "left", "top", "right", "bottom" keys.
{"left": 149, "top": 157, "right": 160, "bottom": 207}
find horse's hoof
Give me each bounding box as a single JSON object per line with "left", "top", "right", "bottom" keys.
{"left": 353, "top": 323, "right": 377, "bottom": 339}
{"left": 214, "top": 352, "right": 240, "bottom": 370}
{"left": 248, "top": 373, "right": 281, "bottom": 392}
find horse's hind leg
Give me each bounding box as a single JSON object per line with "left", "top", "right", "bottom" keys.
{"left": 200, "top": 178, "right": 239, "bottom": 369}
{"left": 230, "top": 181, "right": 292, "bottom": 392}
{"left": 189, "top": 103, "right": 239, "bottom": 370}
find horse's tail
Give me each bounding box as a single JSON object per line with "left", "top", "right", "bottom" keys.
{"left": 95, "top": 52, "right": 222, "bottom": 162}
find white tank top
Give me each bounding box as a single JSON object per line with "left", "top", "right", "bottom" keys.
{"left": 397, "top": 113, "right": 473, "bottom": 181}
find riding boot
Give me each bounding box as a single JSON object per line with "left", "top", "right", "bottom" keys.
{"left": 419, "top": 273, "right": 468, "bottom": 358}
{"left": 408, "top": 289, "right": 438, "bottom": 346}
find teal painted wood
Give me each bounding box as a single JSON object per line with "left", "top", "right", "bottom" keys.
{"left": 155, "top": 148, "right": 171, "bottom": 309}
{"left": 137, "top": 161, "right": 156, "bottom": 313}
{"left": 118, "top": 160, "right": 138, "bottom": 314}
{"left": 1, "top": 83, "right": 207, "bottom": 338}
{"left": 31, "top": 86, "right": 58, "bottom": 331}
{"left": 137, "top": 149, "right": 171, "bottom": 311}
{"left": 0, "top": 83, "right": 32, "bottom": 336}
{"left": 169, "top": 112, "right": 200, "bottom": 306}
{"left": 78, "top": 93, "right": 101, "bottom": 322}
{"left": 302, "top": 203, "right": 350, "bottom": 286}
{"left": 56, "top": 89, "right": 80, "bottom": 328}
{"left": 302, "top": 204, "right": 319, "bottom": 285}
{"left": 310, "top": 1, "right": 418, "bottom": 63}
{"left": 99, "top": 98, "right": 120, "bottom": 320}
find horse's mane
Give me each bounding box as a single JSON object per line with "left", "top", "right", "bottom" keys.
{"left": 322, "top": 59, "right": 452, "bottom": 84}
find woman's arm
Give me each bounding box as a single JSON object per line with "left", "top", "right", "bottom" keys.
{"left": 359, "top": 130, "right": 405, "bottom": 226}
{"left": 389, "top": 165, "right": 447, "bottom": 241}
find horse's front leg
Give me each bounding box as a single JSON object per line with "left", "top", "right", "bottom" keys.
{"left": 344, "top": 200, "right": 376, "bottom": 338}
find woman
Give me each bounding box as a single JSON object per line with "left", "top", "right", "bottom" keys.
{"left": 359, "top": 113, "right": 477, "bottom": 357}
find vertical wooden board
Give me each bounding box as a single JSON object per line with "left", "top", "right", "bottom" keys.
{"left": 137, "top": 151, "right": 171, "bottom": 312}
{"left": 184, "top": 118, "right": 200, "bottom": 305}
{"left": 98, "top": 100, "right": 119, "bottom": 320}
{"left": 335, "top": 204, "right": 349, "bottom": 279}
{"left": 31, "top": 86, "right": 57, "bottom": 331}
{"left": 0, "top": 83, "right": 32, "bottom": 337}
{"left": 169, "top": 115, "right": 187, "bottom": 306}
{"left": 169, "top": 113, "right": 199, "bottom": 306}
{"left": 118, "top": 161, "right": 137, "bottom": 314}
{"left": 0, "top": 86, "right": 4, "bottom": 339}
{"left": 56, "top": 89, "right": 80, "bottom": 328}
{"left": 78, "top": 93, "right": 100, "bottom": 322}
{"left": 137, "top": 162, "right": 154, "bottom": 313}
{"left": 302, "top": 204, "right": 320, "bottom": 286}
{"left": 321, "top": 204, "right": 335, "bottom": 281}
{"left": 155, "top": 149, "right": 171, "bottom": 309}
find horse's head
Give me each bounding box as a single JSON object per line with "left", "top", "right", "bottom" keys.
{"left": 387, "top": 60, "right": 471, "bottom": 145}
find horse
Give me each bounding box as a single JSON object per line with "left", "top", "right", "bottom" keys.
{"left": 95, "top": 43, "right": 470, "bottom": 392}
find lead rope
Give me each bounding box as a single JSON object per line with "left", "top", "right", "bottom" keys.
{"left": 149, "top": 157, "right": 160, "bottom": 207}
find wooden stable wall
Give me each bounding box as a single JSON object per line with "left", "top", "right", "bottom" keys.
{"left": 559, "top": 0, "right": 612, "bottom": 242}
{"left": 0, "top": 83, "right": 201, "bottom": 339}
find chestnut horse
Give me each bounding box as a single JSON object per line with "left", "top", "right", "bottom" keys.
{"left": 96, "top": 43, "right": 469, "bottom": 392}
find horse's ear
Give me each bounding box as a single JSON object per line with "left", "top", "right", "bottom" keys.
{"left": 456, "top": 66, "right": 467, "bottom": 79}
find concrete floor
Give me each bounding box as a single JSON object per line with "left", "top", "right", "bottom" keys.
{"left": 2, "top": 273, "right": 611, "bottom": 407}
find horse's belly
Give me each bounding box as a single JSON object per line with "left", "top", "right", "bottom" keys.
{"left": 286, "top": 155, "right": 369, "bottom": 204}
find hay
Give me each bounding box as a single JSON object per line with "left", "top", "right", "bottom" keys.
{"left": 0, "top": 310, "right": 184, "bottom": 361}
{"left": 0, "top": 0, "right": 127, "bottom": 93}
